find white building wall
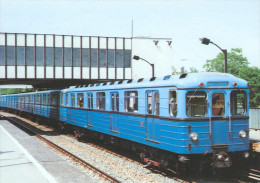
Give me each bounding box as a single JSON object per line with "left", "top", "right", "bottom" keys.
{"left": 132, "top": 37, "right": 173, "bottom": 79}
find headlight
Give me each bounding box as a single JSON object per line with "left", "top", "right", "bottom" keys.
{"left": 239, "top": 130, "right": 247, "bottom": 139}
{"left": 244, "top": 152, "right": 249, "bottom": 158}
{"left": 189, "top": 132, "right": 199, "bottom": 142}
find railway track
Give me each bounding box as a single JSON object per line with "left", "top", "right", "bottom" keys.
{"left": 0, "top": 114, "right": 121, "bottom": 183}
{"left": 1, "top": 111, "right": 259, "bottom": 183}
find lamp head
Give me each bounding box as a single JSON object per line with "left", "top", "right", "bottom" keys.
{"left": 133, "top": 55, "right": 140, "bottom": 60}
{"left": 200, "top": 38, "right": 211, "bottom": 45}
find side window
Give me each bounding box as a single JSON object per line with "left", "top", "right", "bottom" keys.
{"left": 66, "top": 94, "right": 68, "bottom": 106}
{"left": 212, "top": 93, "right": 225, "bottom": 116}
{"left": 43, "top": 94, "right": 46, "bottom": 105}
{"left": 169, "top": 90, "right": 177, "bottom": 117}
{"left": 231, "top": 90, "right": 247, "bottom": 115}
{"left": 125, "top": 91, "right": 138, "bottom": 113}
{"left": 60, "top": 93, "right": 63, "bottom": 106}
{"left": 48, "top": 94, "right": 51, "bottom": 105}
{"left": 71, "top": 93, "right": 75, "bottom": 107}
{"left": 146, "top": 91, "right": 159, "bottom": 115}
{"left": 36, "top": 95, "right": 39, "bottom": 104}
{"left": 186, "top": 91, "right": 207, "bottom": 117}
{"left": 88, "top": 93, "right": 93, "bottom": 109}
{"left": 111, "top": 93, "right": 119, "bottom": 111}
{"left": 77, "top": 93, "right": 84, "bottom": 108}
{"left": 97, "top": 92, "right": 106, "bottom": 110}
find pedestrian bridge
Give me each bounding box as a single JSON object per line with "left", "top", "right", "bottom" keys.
{"left": 0, "top": 32, "right": 132, "bottom": 88}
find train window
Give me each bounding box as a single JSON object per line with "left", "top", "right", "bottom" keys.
{"left": 111, "top": 93, "right": 119, "bottom": 111}
{"left": 60, "top": 94, "right": 63, "bottom": 106}
{"left": 43, "top": 94, "right": 46, "bottom": 105}
{"left": 125, "top": 91, "right": 138, "bottom": 113}
{"left": 36, "top": 95, "right": 39, "bottom": 104}
{"left": 48, "top": 94, "right": 51, "bottom": 105}
{"left": 186, "top": 91, "right": 207, "bottom": 117}
{"left": 212, "top": 93, "right": 225, "bottom": 116}
{"left": 51, "top": 94, "right": 59, "bottom": 106}
{"left": 66, "top": 94, "right": 69, "bottom": 106}
{"left": 97, "top": 92, "right": 106, "bottom": 110}
{"left": 77, "top": 93, "right": 84, "bottom": 108}
{"left": 169, "top": 90, "right": 177, "bottom": 117}
{"left": 71, "top": 94, "right": 75, "bottom": 107}
{"left": 146, "top": 91, "right": 160, "bottom": 115}
{"left": 231, "top": 90, "right": 247, "bottom": 115}
{"left": 88, "top": 93, "right": 93, "bottom": 109}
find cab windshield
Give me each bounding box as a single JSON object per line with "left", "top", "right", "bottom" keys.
{"left": 231, "top": 90, "right": 247, "bottom": 115}
{"left": 186, "top": 91, "right": 207, "bottom": 117}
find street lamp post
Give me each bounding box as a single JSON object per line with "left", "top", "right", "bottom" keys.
{"left": 133, "top": 55, "right": 155, "bottom": 78}
{"left": 200, "top": 38, "right": 228, "bottom": 73}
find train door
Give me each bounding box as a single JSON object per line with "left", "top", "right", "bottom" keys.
{"left": 146, "top": 91, "right": 160, "bottom": 142}
{"left": 110, "top": 93, "right": 119, "bottom": 133}
{"left": 87, "top": 93, "right": 93, "bottom": 127}
{"left": 209, "top": 91, "right": 228, "bottom": 145}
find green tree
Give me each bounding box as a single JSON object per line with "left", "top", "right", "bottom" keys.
{"left": 203, "top": 48, "right": 260, "bottom": 107}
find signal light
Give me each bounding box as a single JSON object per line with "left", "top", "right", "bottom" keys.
{"left": 233, "top": 82, "right": 237, "bottom": 87}
{"left": 199, "top": 82, "right": 204, "bottom": 88}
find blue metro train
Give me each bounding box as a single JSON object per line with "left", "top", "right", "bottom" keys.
{"left": 0, "top": 72, "right": 250, "bottom": 172}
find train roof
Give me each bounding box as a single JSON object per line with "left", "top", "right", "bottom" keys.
{"left": 63, "top": 72, "right": 248, "bottom": 93}
{"left": 1, "top": 89, "right": 60, "bottom": 97}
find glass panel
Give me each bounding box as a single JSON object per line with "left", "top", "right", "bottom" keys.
{"left": 231, "top": 90, "right": 247, "bottom": 115}
{"left": 55, "top": 47, "right": 62, "bottom": 66}
{"left": 155, "top": 92, "right": 160, "bottom": 115}
{"left": 124, "top": 50, "right": 131, "bottom": 68}
{"left": 96, "top": 92, "right": 105, "bottom": 110}
{"left": 186, "top": 91, "right": 207, "bottom": 117}
{"left": 36, "top": 47, "right": 44, "bottom": 66}
{"left": 108, "top": 49, "right": 115, "bottom": 68}
{"left": 26, "top": 46, "right": 35, "bottom": 66}
{"left": 82, "top": 48, "right": 89, "bottom": 67}
{"left": 169, "top": 90, "right": 177, "bottom": 117}
{"left": 0, "top": 46, "right": 5, "bottom": 66}
{"left": 212, "top": 93, "right": 225, "bottom": 116}
{"left": 77, "top": 93, "right": 84, "bottom": 108}
{"left": 73, "top": 48, "right": 80, "bottom": 67}
{"left": 7, "top": 46, "right": 15, "bottom": 66}
{"left": 147, "top": 92, "right": 152, "bottom": 114}
{"left": 125, "top": 91, "right": 138, "bottom": 112}
{"left": 111, "top": 94, "right": 115, "bottom": 111}
{"left": 88, "top": 94, "right": 93, "bottom": 109}
{"left": 71, "top": 93, "right": 75, "bottom": 107}
{"left": 116, "top": 93, "right": 119, "bottom": 111}
{"left": 46, "top": 47, "right": 53, "bottom": 66}
{"left": 64, "top": 48, "right": 72, "bottom": 66}
{"left": 91, "top": 49, "right": 98, "bottom": 67}
{"left": 116, "top": 49, "right": 123, "bottom": 68}
{"left": 17, "top": 46, "right": 25, "bottom": 66}
{"left": 99, "top": 49, "right": 106, "bottom": 67}
{"left": 66, "top": 94, "right": 68, "bottom": 106}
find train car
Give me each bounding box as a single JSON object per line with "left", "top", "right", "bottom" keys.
{"left": 57, "top": 72, "right": 249, "bottom": 172}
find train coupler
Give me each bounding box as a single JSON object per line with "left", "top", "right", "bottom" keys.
{"left": 212, "top": 151, "right": 232, "bottom": 168}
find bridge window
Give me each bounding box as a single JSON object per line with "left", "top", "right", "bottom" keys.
{"left": 97, "top": 92, "right": 105, "bottom": 110}
{"left": 77, "top": 93, "right": 84, "bottom": 108}
{"left": 64, "top": 48, "right": 72, "bottom": 67}
{"left": 99, "top": 49, "right": 106, "bottom": 67}
{"left": 88, "top": 93, "right": 93, "bottom": 109}
{"left": 91, "top": 49, "right": 98, "bottom": 67}
{"left": 169, "top": 90, "right": 177, "bottom": 117}
{"left": 0, "top": 46, "right": 5, "bottom": 66}
{"left": 125, "top": 91, "right": 138, "bottom": 113}
{"left": 186, "top": 91, "right": 207, "bottom": 117}
{"left": 231, "top": 90, "right": 247, "bottom": 115}
{"left": 26, "top": 47, "right": 35, "bottom": 66}
{"left": 36, "top": 47, "right": 44, "bottom": 66}
{"left": 73, "top": 48, "right": 80, "bottom": 67}
{"left": 17, "top": 46, "right": 25, "bottom": 66}
{"left": 82, "top": 48, "right": 89, "bottom": 67}
{"left": 55, "top": 48, "right": 62, "bottom": 66}
{"left": 7, "top": 46, "right": 15, "bottom": 66}
{"left": 108, "top": 49, "right": 115, "bottom": 67}
{"left": 71, "top": 93, "right": 75, "bottom": 107}
{"left": 46, "top": 47, "right": 53, "bottom": 66}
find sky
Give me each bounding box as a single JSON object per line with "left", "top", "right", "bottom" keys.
{"left": 0, "top": 0, "right": 259, "bottom": 72}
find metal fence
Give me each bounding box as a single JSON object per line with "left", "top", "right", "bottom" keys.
{"left": 249, "top": 108, "right": 260, "bottom": 129}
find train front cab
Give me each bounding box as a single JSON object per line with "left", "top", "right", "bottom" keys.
{"left": 183, "top": 84, "right": 249, "bottom": 169}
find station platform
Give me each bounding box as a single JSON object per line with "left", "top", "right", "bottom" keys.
{"left": 0, "top": 120, "right": 93, "bottom": 183}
